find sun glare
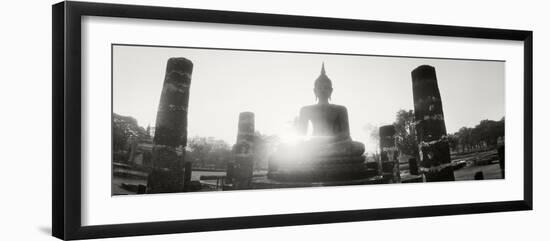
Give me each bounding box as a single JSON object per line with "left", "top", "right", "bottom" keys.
{"left": 279, "top": 129, "right": 302, "bottom": 145}
{"left": 278, "top": 121, "right": 313, "bottom": 145}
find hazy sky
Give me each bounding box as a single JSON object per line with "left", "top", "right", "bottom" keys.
{"left": 113, "top": 45, "right": 504, "bottom": 153}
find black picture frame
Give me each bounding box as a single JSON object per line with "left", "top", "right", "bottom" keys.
{"left": 52, "top": 1, "right": 533, "bottom": 240}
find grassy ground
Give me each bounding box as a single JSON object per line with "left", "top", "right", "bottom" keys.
{"left": 454, "top": 163, "right": 502, "bottom": 181}
{"left": 112, "top": 149, "right": 504, "bottom": 195}
{"left": 451, "top": 149, "right": 503, "bottom": 181}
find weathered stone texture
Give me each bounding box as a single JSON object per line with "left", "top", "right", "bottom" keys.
{"left": 232, "top": 112, "right": 255, "bottom": 189}
{"left": 379, "top": 125, "right": 400, "bottom": 183}
{"left": 147, "top": 57, "right": 193, "bottom": 193}
{"left": 411, "top": 65, "right": 454, "bottom": 182}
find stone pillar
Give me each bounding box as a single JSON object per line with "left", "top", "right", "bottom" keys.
{"left": 379, "top": 125, "right": 400, "bottom": 183}
{"left": 408, "top": 158, "right": 419, "bottom": 175}
{"left": 497, "top": 136, "right": 505, "bottom": 178}
{"left": 126, "top": 138, "right": 137, "bottom": 164}
{"left": 137, "top": 184, "right": 147, "bottom": 194}
{"left": 474, "top": 171, "right": 484, "bottom": 180}
{"left": 498, "top": 145, "right": 505, "bottom": 178}
{"left": 147, "top": 57, "right": 193, "bottom": 193}
{"left": 225, "top": 163, "right": 234, "bottom": 185}
{"left": 232, "top": 112, "right": 255, "bottom": 189}
{"left": 411, "top": 65, "right": 454, "bottom": 182}
{"left": 183, "top": 161, "right": 192, "bottom": 191}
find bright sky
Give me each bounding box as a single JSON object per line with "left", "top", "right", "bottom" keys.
{"left": 113, "top": 45, "right": 504, "bottom": 154}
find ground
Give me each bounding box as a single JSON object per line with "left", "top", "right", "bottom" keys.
{"left": 112, "top": 149, "right": 503, "bottom": 194}
{"left": 454, "top": 163, "right": 502, "bottom": 181}
{"left": 452, "top": 149, "right": 503, "bottom": 181}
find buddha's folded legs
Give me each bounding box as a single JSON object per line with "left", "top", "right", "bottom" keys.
{"left": 285, "top": 138, "right": 365, "bottom": 157}
{"left": 318, "top": 140, "right": 365, "bottom": 157}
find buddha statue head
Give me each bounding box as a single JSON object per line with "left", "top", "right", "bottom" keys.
{"left": 314, "top": 63, "right": 333, "bottom": 103}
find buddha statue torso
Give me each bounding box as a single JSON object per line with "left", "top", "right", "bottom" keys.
{"left": 295, "top": 103, "right": 364, "bottom": 157}
{"left": 297, "top": 104, "right": 351, "bottom": 141}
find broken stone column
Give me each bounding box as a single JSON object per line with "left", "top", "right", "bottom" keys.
{"left": 231, "top": 112, "right": 255, "bottom": 189}
{"left": 411, "top": 65, "right": 454, "bottom": 182}
{"left": 183, "top": 161, "right": 192, "bottom": 192}
{"left": 474, "top": 171, "right": 484, "bottom": 180}
{"left": 408, "top": 158, "right": 419, "bottom": 175}
{"left": 225, "top": 163, "right": 234, "bottom": 185}
{"left": 126, "top": 138, "right": 138, "bottom": 164}
{"left": 497, "top": 136, "right": 505, "bottom": 178}
{"left": 147, "top": 57, "right": 193, "bottom": 193}
{"left": 379, "top": 125, "right": 400, "bottom": 183}
{"left": 498, "top": 145, "right": 505, "bottom": 178}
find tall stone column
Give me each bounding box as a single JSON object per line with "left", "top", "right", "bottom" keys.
{"left": 498, "top": 143, "right": 505, "bottom": 178}
{"left": 183, "top": 161, "right": 193, "bottom": 191}
{"left": 147, "top": 57, "right": 193, "bottom": 193}
{"left": 126, "top": 138, "right": 138, "bottom": 164}
{"left": 411, "top": 65, "right": 454, "bottom": 182}
{"left": 232, "top": 112, "right": 255, "bottom": 189}
{"left": 379, "top": 125, "right": 400, "bottom": 183}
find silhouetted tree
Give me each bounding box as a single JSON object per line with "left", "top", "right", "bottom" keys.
{"left": 112, "top": 113, "right": 148, "bottom": 152}
{"left": 186, "top": 136, "right": 231, "bottom": 169}
{"left": 393, "top": 109, "right": 418, "bottom": 157}
{"left": 447, "top": 134, "right": 459, "bottom": 153}
{"left": 453, "top": 118, "right": 504, "bottom": 153}
{"left": 254, "top": 132, "right": 279, "bottom": 170}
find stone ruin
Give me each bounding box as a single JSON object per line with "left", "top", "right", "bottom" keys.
{"left": 411, "top": 65, "right": 454, "bottom": 182}
{"left": 143, "top": 59, "right": 460, "bottom": 192}
{"left": 147, "top": 57, "right": 193, "bottom": 193}
{"left": 379, "top": 125, "right": 401, "bottom": 183}
{"left": 230, "top": 112, "right": 256, "bottom": 189}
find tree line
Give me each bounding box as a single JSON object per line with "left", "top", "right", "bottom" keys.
{"left": 447, "top": 118, "right": 505, "bottom": 153}
{"left": 186, "top": 132, "right": 278, "bottom": 170}
{"left": 392, "top": 109, "right": 504, "bottom": 157}
{"left": 112, "top": 112, "right": 278, "bottom": 170}
{"left": 112, "top": 113, "right": 151, "bottom": 162}
{"left": 113, "top": 110, "right": 504, "bottom": 169}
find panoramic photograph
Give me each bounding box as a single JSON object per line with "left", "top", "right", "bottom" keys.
{"left": 111, "top": 44, "right": 505, "bottom": 195}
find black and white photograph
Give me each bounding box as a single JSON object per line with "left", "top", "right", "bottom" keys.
{"left": 1, "top": 0, "right": 545, "bottom": 240}
{"left": 112, "top": 44, "right": 505, "bottom": 195}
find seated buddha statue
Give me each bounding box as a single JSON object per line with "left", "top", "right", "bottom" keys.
{"left": 268, "top": 64, "right": 368, "bottom": 182}
{"left": 294, "top": 63, "right": 365, "bottom": 157}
